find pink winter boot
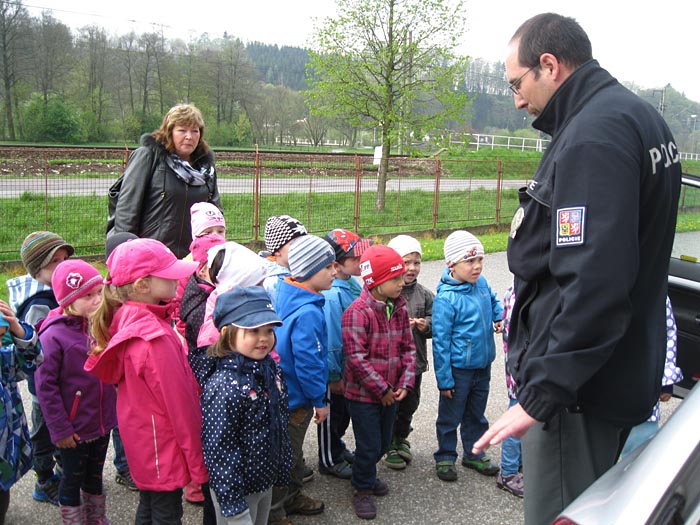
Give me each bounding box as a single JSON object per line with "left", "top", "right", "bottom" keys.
{"left": 81, "top": 491, "right": 110, "bottom": 525}
{"left": 60, "top": 505, "right": 84, "bottom": 525}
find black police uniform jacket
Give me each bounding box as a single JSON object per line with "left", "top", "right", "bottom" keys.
{"left": 507, "top": 60, "right": 681, "bottom": 427}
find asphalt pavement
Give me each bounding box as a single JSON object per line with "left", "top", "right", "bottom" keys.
{"left": 6, "top": 252, "right": 681, "bottom": 524}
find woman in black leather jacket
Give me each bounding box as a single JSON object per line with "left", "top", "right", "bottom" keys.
{"left": 107, "top": 104, "right": 222, "bottom": 258}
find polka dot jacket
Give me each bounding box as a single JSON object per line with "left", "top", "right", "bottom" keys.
{"left": 201, "top": 352, "right": 292, "bottom": 517}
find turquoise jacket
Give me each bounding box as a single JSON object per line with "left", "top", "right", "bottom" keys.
{"left": 432, "top": 267, "right": 503, "bottom": 390}
{"left": 322, "top": 276, "right": 362, "bottom": 382}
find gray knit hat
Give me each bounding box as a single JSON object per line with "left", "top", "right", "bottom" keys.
{"left": 264, "top": 215, "right": 307, "bottom": 253}
{"left": 21, "top": 231, "right": 75, "bottom": 277}
{"left": 444, "top": 230, "right": 484, "bottom": 266}
{"left": 288, "top": 235, "right": 335, "bottom": 282}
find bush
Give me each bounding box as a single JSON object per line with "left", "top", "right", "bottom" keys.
{"left": 22, "top": 94, "right": 85, "bottom": 143}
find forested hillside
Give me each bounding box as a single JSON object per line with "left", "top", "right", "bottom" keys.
{"left": 0, "top": 1, "right": 697, "bottom": 152}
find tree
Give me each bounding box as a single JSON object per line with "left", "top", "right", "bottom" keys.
{"left": 75, "top": 25, "right": 110, "bottom": 140}
{"left": 30, "top": 12, "right": 74, "bottom": 103}
{"left": 307, "top": 0, "right": 469, "bottom": 210}
{"left": 0, "top": 0, "right": 31, "bottom": 139}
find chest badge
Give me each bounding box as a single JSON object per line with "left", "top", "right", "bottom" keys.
{"left": 510, "top": 207, "right": 525, "bottom": 239}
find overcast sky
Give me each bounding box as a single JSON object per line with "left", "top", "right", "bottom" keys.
{"left": 24, "top": 0, "right": 700, "bottom": 105}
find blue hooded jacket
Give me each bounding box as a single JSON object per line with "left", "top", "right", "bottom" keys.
{"left": 432, "top": 267, "right": 503, "bottom": 390}
{"left": 322, "top": 276, "right": 362, "bottom": 382}
{"left": 274, "top": 279, "right": 329, "bottom": 410}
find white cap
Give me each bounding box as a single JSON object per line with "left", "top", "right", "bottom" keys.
{"left": 387, "top": 235, "right": 422, "bottom": 257}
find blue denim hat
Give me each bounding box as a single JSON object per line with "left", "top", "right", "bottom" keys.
{"left": 213, "top": 286, "right": 282, "bottom": 330}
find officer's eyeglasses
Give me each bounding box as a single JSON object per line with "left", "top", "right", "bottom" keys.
{"left": 508, "top": 66, "right": 537, "bottom": 95}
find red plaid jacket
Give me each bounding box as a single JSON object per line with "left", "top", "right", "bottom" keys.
{"left": 342, "top": 287, "right": 416, "bottom": 403}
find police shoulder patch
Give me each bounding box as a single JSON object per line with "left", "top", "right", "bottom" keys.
{"left": 556, "top": 206, "right": 586, "bottom": 247}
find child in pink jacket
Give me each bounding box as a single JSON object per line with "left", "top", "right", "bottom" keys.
{"left": 85, "top": 238, "right": 208, "bottom": 524}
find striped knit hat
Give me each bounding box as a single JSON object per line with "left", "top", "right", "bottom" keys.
{"left": 21, "top": 231, "right": 75, "bottom": 277}
{"left": 444, "top": 230, "right": 484, "bottom": 266}
{"left": 51, "top": 259, "right": 102, "bottom": 309}
{"left": 288, "top": 235, "right": 335, "bottom": 282}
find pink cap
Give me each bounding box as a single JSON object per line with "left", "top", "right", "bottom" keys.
{"left": 106, "top": 238, "right": 198, "bottom": 287}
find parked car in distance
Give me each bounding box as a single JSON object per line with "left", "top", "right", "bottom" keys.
{"left": 553, "top": 173, "right": 700, "bottom": 525}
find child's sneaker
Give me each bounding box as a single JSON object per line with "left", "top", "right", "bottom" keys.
{"left": 302, "top": 464, "right": 314, "bottom": 483}
{"left": 384, "top": 448, "right": 407, "bottom": 470}
{"left": 436, "top": 461, "right": 458, "bottom": 482}
{"left": 285, "top": 493, "right": 324, "bottom": 516}
{"left": 461, "top": 455, "right": 500, "bottom": 476}
{"left": 395, "top": 438, "right": 413, "bottom": 462}
{"left": 497, "top": 471, "right": 524, "bottom": 498}
{"left": 372, "top": 478, "right": 389, "bottom": 496}
{"left": 352, "top": 490, "right": 376, "bottom": 519}
{"left": 342, "top": 448, "right": 356, "bottom": 464}
{"left": 318, "top": 460, "right": 352, "bottom": 479}
{"left": 115, "top": 470, "right": 138, "bottom": 491}
{"left": 32, "top": 474, "right": 60, "bottom": 505}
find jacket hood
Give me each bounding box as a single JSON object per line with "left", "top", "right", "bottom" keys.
{"left": 39, "top": 311, "right": 87, "bottom": 335}
{"left": 437, "top": 266, "right": 475, "bottom": 293}
{"left": 275, "top": 279, "right": 325, "bottom": 321}
{"left": 6, "top": 274, "right": 52, "bottom": 312}
{"left": 84, "top": 301, "right": 173, "bottom": 384}
{"left": 264, "top": 259, "right": 291, "bottom": 279}
{"left": 179, "top": 274, "right": 214, "bottom": 322}
{"left": 533, "top": 60, "right": 617, "bottom": 137}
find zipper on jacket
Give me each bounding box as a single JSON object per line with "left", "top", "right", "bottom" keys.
{"left": 151, "top": 415, "right": 160, "bottom": 478}
{"left": 99, "top": 383, "right": 105, "bottom": 436}
{"left": 178, "top": 184, "right": 189, "bottom": 256}
{"left": 69, "top": 391, "right": 82, "bottom": 421}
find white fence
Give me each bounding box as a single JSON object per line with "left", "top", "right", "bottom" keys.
{"left": 453, "top": 133, "right": 699, "bottom": 160}
{"left": 448, "top": 133, "right": 548, "bottom": 152}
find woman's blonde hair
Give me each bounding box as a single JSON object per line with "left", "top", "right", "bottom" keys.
{"left": 152, "top": 103, "right": 209, "bottom": 159}
{"left": 90, "top": 275, "right": 137, "bottom": 354}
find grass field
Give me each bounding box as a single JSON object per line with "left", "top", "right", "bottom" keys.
{"left": 0, "top": 187, "right": 521, "bottom": 261}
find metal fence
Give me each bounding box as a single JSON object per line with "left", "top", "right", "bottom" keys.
{"left": 0, "top": 149, "right": 531, "bottom": 262}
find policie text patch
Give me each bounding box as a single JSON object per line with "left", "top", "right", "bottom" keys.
{"left": 556, "top": 206, "right": 586, "bottom": 247}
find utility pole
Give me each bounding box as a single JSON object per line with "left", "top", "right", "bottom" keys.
{"left": 652, "top": 86, "right": 667, "bottom": 116}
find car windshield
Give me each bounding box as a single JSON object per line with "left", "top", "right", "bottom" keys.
{"left": 672, "top": 174, "right": 700, "bottom": 262}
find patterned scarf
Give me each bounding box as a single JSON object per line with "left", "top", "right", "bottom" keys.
{"left": 166, "top": 153, "right": 214, "bottom": 186}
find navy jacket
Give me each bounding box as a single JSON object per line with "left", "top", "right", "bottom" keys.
{"left": 201, "top": 353, "right": 291, "bottom": 517}
{"left": 507, "top": 60, "right": 681, "bottom": 426}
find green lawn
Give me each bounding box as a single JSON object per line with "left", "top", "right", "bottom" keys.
{"left": 0, "top": 187, "right": 520, "bottom": 262}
